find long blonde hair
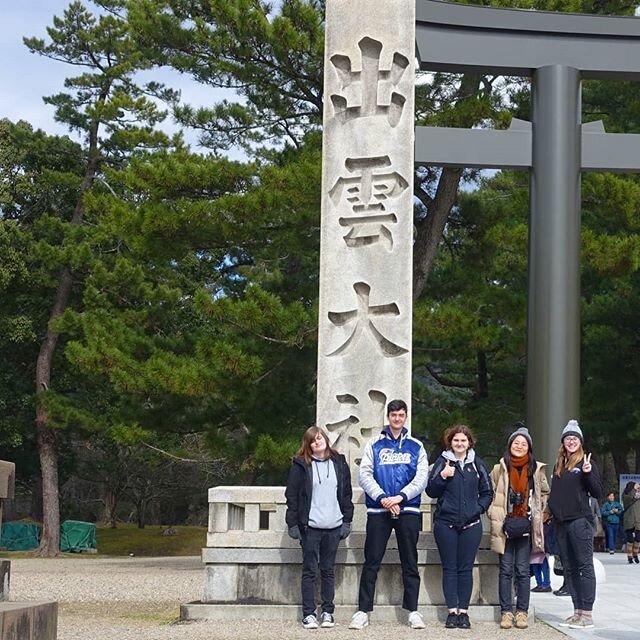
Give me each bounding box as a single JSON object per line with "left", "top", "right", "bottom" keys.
{"left": 295, "top": 426, "right": 338, "bottom": 464}
{"left": 553, "top": 443, "right": 584, "bottom": 477}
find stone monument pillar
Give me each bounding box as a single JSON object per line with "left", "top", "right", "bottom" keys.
{"left": 316, "top": 0, "right": 415, "bottom": 473}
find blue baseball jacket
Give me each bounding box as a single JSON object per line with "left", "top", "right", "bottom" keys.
{"left": 359, "top": 426, "right": 429, "bottom": 515}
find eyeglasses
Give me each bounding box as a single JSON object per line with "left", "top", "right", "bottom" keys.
{"left": 563, "top": 437, "right": 580, "bottom": 443}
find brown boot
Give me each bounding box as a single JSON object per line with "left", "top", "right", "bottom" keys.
{"left": 515, "top": 610, "right": 529, "bottom": 629}
{"left": 500, "top": 612, "right": 514, "bottom": 629}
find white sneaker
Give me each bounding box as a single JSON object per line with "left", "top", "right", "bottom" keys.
{"left": 302, "top": 614, "right": 319, "bottom": 629}
{"left": 408, "top": 610, "right": 426, "bottom": 629}
{"left": 349, "top": 611, "right": 369, "bottom": 630}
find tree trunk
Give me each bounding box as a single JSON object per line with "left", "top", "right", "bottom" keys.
{"left": 36, "top": 417, "right": 60, "bottom": 556}
{"left": 611, "top": 449, "right": 629, "bottom": 478}
{"left": 413, "top": 73, "right": 483, "bottom": 299}
{"left": 102, "top": 489, "right": 119, "bottom": 529}
{"left": 34, "top": 120, "right": 102, "bottom": 556}
{"left": 413, "top": 167, "right": 463, "bottom": 299}
{"left": 137, "top": 500, "right": 147, "bottom": 529}
{"left": 475, "top": 350, "right": 489, "bottom": 399}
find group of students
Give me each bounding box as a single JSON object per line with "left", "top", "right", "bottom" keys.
{"left": 285, "top": 399, "right": 603, "bottom": 631}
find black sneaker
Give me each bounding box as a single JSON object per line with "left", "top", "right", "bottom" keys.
{"left": 458, "top": 612, "right": 471, "bottom": 629}
{"left": 445, "top": 613, "right": 459, "bottom": 628}
{"left": 320, "top": 612, "right": 335, "bottom": 628}
{"left": 634, "top": 555, "right": 639, "bottom": 564}
{"left": 554, "top": 588, "right": 570, "bottom": 597}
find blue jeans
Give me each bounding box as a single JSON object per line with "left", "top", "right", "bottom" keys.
{"left": 300, "top": 526, "right": 342, "bottom": 617}
{"left": 358, "top": 513, "right": 421, "bottom": 612}
{"left": 499, "top": 536, "right": 531, "bottom": 612}
{"left": 532, "top": 556, "right": 550, "bottom": 588}
{"left": 555, "top": 517, "right": 596, "bottom": 612}
{"left": 604, "top": 522, "right": 619, "bottom": 551}
{"left": 433, "top": 519, "right": 483, "bottom": 610}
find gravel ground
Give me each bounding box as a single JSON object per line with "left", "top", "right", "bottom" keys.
{"left": 9, "top": 556, "right": 568, "bottom": 640}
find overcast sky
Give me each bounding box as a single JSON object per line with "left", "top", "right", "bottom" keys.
{"left": 0, "top": 0, "right": 232, "bottom": 151}
{"left": 4, "top": 2, "right": 640, "bottom": 146}
{"left": 1, "top": 1, "right": 74, "bottom": 135}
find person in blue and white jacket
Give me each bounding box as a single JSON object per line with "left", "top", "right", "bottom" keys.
{"left": 349, "top": 399, "right": 429, "bottom": 631}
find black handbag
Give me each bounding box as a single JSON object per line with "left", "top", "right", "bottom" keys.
{"left": 503, "top": 515, "right": 531, "bottom": 538}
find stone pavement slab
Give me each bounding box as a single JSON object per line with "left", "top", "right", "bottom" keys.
{"left": 531, "top": 552, "right": 639, "bottom": 640}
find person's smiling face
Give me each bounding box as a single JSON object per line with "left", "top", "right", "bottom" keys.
{"left": 451, "top": 432, "right": 469, "bottom": 456}
{"left": 388, "top": 409, "right": 407, "bottom": 435}
{"left": 310, "top": 432, "right": 328, "bottom": 458}
{"left": 510, "top": 435, "right": 529, "bottom": 458}
{"left": 563, "top": 435, "right": 581, "bottom": 454}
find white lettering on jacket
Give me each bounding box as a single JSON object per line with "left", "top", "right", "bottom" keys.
{"left": 378, "top": 448, "right": 411, "bottom": 465}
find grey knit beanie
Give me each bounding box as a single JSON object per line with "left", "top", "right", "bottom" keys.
{"left": 508, "top": 425, "right": 533, "bottom": 450}
{"left": 561, "top": 419, "right": 583, "bottom": 444}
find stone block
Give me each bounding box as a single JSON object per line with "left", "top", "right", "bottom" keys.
{"left": 203, "top": 565, "right": 238, "bottom": 602}
{"left": 0, "top": 602, "right": 57, "bottom": 640}
{"left": 0, "top": 561, "right": 10, "bottom": 602}
{"left": 0, "top": 462, "right": 15, "bottom": 500}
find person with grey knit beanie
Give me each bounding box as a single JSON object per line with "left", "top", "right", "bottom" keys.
{"left": 547, "top": 419, "right": 603, "bottom": 630}
{"left": 487, "top": 423, "right": 549, "bottom": 630}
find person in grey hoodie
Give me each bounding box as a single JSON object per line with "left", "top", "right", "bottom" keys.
{"left": 285, "top": 426, "right": 353, "bottom": 630}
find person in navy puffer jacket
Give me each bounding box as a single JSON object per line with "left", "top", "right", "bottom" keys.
{"left": 427, "top": 424, "right": 493, "bottom": 630}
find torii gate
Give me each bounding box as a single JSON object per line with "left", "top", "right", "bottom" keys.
{"left": 316, "top": 0, "right": 640, "bottom": 474}
{"left": 415, "top": 0, "right": 640, "bottom": 469}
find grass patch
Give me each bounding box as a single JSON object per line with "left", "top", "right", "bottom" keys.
{"left": 96, "top": 524, "right": 206, "bottom": 557}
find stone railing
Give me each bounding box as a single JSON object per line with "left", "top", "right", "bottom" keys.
{"left": 182, "top": 486, "right": 500, "bottom": 621}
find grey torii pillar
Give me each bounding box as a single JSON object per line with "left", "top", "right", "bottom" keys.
{"left": 415, "top": 0, "right": 640, "bottom": 469}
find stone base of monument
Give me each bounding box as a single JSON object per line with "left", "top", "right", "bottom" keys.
{"left": 0, "top": 601, "right": 57, "bottom": 640}
{"left": 181, "top": 487, "right": 501, "bottom": 622}
{"left": 0, "top": 561, "right": 10, "bottom": 602}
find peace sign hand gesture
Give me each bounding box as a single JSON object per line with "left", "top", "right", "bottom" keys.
{"left": 582, "top": 452, "right": 592, "bottom": 473}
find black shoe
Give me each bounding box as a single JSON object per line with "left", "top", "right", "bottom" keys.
{"left": 445, "top": 613, "right": 459, "bottom": 628}
{"left": 458, "top": 612, "right": 471, "bottom": 629}
{"left": 553, "top": 588, "right": 570, "bottom": 597}
{"left": 634, "top": 555, "right": 639, "bottom": 564}
{"left": 629, "top": 557, "right": 634, "bottom": 564}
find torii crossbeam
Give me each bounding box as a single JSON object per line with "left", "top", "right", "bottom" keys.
{"left": 415, "top": 0, "right": 640, "bottom": 467}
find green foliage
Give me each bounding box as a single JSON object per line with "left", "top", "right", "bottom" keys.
{"left": 127, "top": 0, "right": 325, "bottom": 152}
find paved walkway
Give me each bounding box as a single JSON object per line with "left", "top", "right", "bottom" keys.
{"left": 531, "top": 551, "right": 638, "bottom": 640}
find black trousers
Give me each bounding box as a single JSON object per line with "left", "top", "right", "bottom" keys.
{"left": 555, "top": 517, "right": 596, "bottom": 611}
{"left": 300, "top": 526, "right": 342, "bottom": 617}
{"left": 499, "top": 535, "right": 531, "bottom": 613}
{"left": 358, "top": 513, "right": 421, "bottom": 612}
